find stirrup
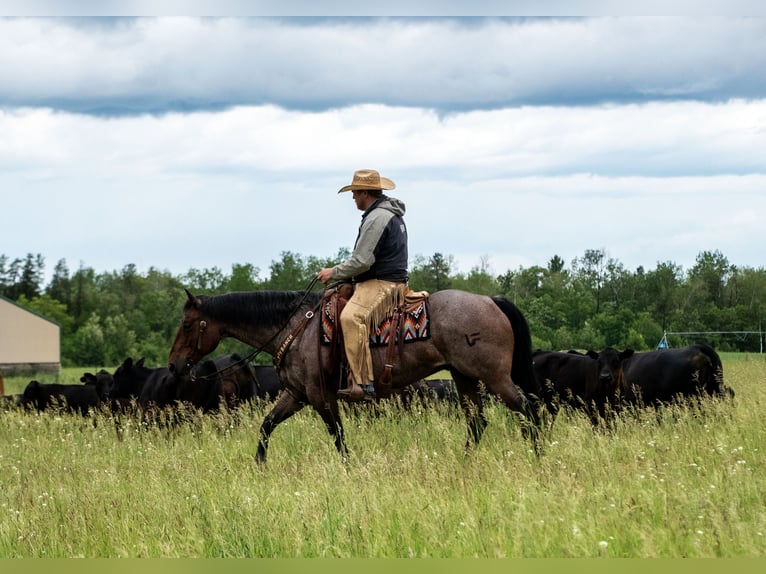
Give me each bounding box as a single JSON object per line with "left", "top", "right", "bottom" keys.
{"left": 338, "top": 382, "right": 375, "bottom": 402}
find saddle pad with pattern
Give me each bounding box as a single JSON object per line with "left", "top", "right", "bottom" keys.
{"left": 321, "top": 298, "right": 430, "bottom": 348}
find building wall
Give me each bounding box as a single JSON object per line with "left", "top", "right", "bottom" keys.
{"left": 0, "top": 296, "right": 60, "bottom": 374}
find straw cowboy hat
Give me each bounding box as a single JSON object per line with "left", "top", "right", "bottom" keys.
{"left": 338, "top": 169, "right": 396, "bottom": 193}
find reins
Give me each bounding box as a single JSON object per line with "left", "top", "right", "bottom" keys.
{"left": 189, "top": 275, "right": 321, "bottom": 382}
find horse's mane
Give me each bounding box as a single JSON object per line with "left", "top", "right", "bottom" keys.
{"left": 196, "top": 291, "right": 323, "bottom": 327}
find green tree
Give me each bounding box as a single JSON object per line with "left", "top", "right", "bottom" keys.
{"left": 548, "top": 255, "right": 565, "bottom": 274}
{"left": 603, "top": 258, "right": 632, "bottom": 308}
{"left": 410, "top": 252, "right": 453, "bottom": 292}
{"left": 46, "top": 258, "right": 72, "bottom": 311}
{"left": 511, "top": 265, "right": 546, "bottom": 300}
{"left": 0, "top": 253, "right": 44, "bottom": 300}
{"left": 571, "top": 248, "right": 608, "bottom": 314}
{"left": 182, "top": 266, "right": 227, "bottom": 293}
{"left": 103, "top": 313, "right": 138, "bottom": 367}
{"left": 644, "top": 261, "right": 682, "bottom": 331}
{"left": 71, "top": 263, "right": 99, "bottom": 329}
{"left": 18, "top": 253, "right": 45, "bottom": 299}
{"left": 735, "top": 267, "right": 766, "bottom": 333}
{"left": 68, "top": 313, "right": 106, "bottom": 367}
{"left": 688, "top": 250, "right": 732, "bottom": 308}
{"left": 266, "top": 251, "right": 313, "bottom": 290}
{"left": 225, "top": 263, "right": 262, "bottom": 292}
{"left": 0, "top": 255, "right": 21, "bottom": 297}
{"left": 451, "top": 257, "right": 499, "bottom": 295}
{"left": 590, "top": 308, "right": 639, "bottom": 348}
{"left": 0, "top": 254, "right": 7, "bottom": 294}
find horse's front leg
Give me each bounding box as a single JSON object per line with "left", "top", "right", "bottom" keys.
{"left": 312, "top": 397, "right": 349, "bottom": 462}
{"left": 255, "top": 389, "right": 305, "bottom": 464}
{"left": 305, "top": 376, "right": 349, "bottom": 461}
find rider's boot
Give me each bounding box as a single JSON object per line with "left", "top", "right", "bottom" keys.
{"left": 338, "top": 377, "right": 375, "bottom": 402}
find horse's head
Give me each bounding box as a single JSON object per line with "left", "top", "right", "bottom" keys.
{"left": 168, "top": 289, "right": 223, "bottom": 376}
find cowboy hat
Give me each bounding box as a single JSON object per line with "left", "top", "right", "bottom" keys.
{"left": 338, "top": 169, "right": 396, "bottom": 193}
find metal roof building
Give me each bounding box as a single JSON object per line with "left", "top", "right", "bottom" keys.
{"left": 0, "top": 294, "right": 61, "bottom": 375}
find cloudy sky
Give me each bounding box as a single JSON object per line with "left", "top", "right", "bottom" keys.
{"left": 2, "top": 5, "right": 765, "bottom": 285}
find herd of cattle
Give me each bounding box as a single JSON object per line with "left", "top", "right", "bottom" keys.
{"left": 533, "top": 343, "right": 734, "bottom": 424}
{"left": 1, "top": 354, "right": 281, "bottom": 416}
{"left": 0, "top": 343, "right": 734, "bottom": 424}
{"left": 0, "top": 354, "right": 457, "bottom": 417}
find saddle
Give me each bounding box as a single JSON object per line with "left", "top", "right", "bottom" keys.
{"left": 321, "top": 282, "right": 430, "bottom": 396}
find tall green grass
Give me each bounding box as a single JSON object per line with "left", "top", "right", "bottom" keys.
{"left": 0, "top": 356, "right": 764, "bottom": 557}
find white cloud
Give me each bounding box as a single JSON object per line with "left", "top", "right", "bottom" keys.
{"left": 2, "top": 100, "right": 764, "bottom": 177}
{"left": 2, "top": 100, "right": 765, "bottom": 280}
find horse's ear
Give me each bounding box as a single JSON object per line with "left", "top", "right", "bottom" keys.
{"left": 185, "top": 288, "right": 201, "bottom": 307}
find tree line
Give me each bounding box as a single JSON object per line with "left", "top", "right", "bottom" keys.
{"left": 1, "top": 248, "right": 764, "bottom": 368}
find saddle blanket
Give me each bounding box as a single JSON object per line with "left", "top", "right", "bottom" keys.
{"left": 321, "top": 299, "right": 431, "bottom": 347}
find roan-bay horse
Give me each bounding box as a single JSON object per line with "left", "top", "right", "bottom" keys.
{"left": 168, "top": 288, "right": 542, "bottom": 463}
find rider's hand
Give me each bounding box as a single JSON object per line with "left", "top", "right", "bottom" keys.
{"left": 317, "top": 268, "right": 334, "bottom": 283}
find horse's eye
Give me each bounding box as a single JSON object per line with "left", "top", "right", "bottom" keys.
{"left": 182, "top": 321, "right": 192, "bottom": 333}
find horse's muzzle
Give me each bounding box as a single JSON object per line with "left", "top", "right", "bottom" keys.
{"left": 168, "top": 359, "right": 192, "bottom": 376}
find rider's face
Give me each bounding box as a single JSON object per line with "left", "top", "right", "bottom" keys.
{"left": 352, "top": 189, "right": 368, "bottom": 211}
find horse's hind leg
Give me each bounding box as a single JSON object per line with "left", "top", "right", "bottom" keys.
{"left": 451, "top": 370, "right": 488, "bottom": 452}
{"left": 255, "top": 390, "right": 305, "bottom": 464}
{"left": 482, "top": 374, "right": 542, "bottom": 451}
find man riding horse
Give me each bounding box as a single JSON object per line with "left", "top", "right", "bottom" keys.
{"left": 317, "top": 169, "right": 409, "bottom": 402}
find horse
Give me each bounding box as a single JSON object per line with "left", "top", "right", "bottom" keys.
{"left": 167, "top": 288, "right": 542, "bottom": 463}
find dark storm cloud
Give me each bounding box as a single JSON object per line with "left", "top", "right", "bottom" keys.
{"left": 1, "top": 17, "right": 765, "bottom": 115}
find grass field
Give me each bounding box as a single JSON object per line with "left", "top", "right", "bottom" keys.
{"left": 0, "top": 354, "right": 764, "bottom": 557}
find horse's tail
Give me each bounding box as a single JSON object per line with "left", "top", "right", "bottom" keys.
{"left": 491, "top": 296, "right": 539, "bottom": 403}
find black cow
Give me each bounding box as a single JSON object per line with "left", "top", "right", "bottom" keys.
{"left": 401, "top": 378, "right": 459, "bottom": 408}
{"left": 251, "top": 365, "right": 283, "bottom": 401}
{"left": 20, "top": 380, "right": 104, "bottom": 415}
{"left": 179, "top": 360, "right": 227, "bottom": 411}
{"left": 533, "top": 347, "right": 634, "bottom": 423}
{"left": 80, "top": 369, "right": 114, "bottom": 398}
{"left": 620, "top": 344, "right": 732, "bottom": 406}
{"left": 179, "top": 354, "right": 255, "bottom": 411}
{"left": 111, "top": 357, "right": 177, "bottom": 410}
{"left": 112, "top": 355, "right": 264, "bottom": 414}
{"left": 81, "top": 369, "right": 130, "bottom": 413}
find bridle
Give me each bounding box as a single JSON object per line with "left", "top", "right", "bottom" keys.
{"left": 188, "top": 276, "right": 322, "bottom": 382}
{"left": 272, "top": 307, "right": 316, "bottom": 368}
{"left": 196, "top": 320, "right": 208, "bottom": 350}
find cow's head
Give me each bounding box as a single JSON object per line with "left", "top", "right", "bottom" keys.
{"left": 587, "top": 347, "right": 634, "bottom": 397}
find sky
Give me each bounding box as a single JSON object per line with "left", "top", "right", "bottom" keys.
{"left": 2, "top": 4, "right": 766, "bottom": 285}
